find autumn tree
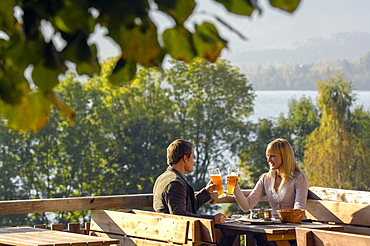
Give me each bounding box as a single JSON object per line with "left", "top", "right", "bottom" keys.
{"left": 303, "top": 74, "right": 370, "bottom": 190}
{"left": 239, "top": 91, "right": 319, "bottom": 189}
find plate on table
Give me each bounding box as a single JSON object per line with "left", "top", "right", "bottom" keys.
{"left": 235, "top": 218, "right": 280, "bottom": 225}
{"left": 224, "top": 215, "right": 242, "bottom": 223}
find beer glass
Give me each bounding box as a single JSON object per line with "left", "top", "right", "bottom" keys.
{"left": 209, "top": 168, "right": 226, "bottom": 198}
{"left": 226, "top": 167, "right": 239, "bottom": 197}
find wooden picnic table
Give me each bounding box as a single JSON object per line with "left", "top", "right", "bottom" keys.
{"left": 215, "top": 221, "right": 344, "bottom": 246}
{"left": 0, "top": 227, "right": 119, "bottom": 246}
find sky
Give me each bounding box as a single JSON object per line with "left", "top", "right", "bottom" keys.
{"left": 91, "top": 0, "right": 370, "bottom": 63}
{"left": 194, "top": 0, "right": 370, "bottom": 56}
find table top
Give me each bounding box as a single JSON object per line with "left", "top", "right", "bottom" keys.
{"left": 215, "top": 221, "right": 344, "bottom": 235}
{"left": 0, "top": 227, "right": 120, "bottom": 246}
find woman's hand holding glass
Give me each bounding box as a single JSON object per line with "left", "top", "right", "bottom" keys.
{"left": 226, "top": 167, "right": 239, "bottom": 197}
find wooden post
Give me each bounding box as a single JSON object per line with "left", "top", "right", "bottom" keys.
{"left": 34, "top": 224, "right": 47, "bottom": 229}
{"left": 68, "top": 223, "right": 81, "bottom": 234}
{"left": 84, "top": 222, "right": 91, "bottom": 235}
{"left": 51, "top": 223, "right": 64, "bottom": 231}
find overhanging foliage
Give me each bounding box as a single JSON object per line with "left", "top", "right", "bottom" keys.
{"left": 0, "top": 0, "right": 301, "bottom": 131}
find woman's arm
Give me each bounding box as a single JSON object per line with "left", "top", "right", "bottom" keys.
{"left": 233, "top": 175, "right": 267, "bottom": 212}
{"left": 293, "top": 173, "right": 309, "bottom": 209}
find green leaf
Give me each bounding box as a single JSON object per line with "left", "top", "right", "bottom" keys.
{"left": 118, "top": 19, "right": 163, "bottom": 66}
{"left": 215, "top": 0, "right": 255, "bottom": 16}
{"left": 163, "top": 26, "right": 195, "bottom": 62}
{"left": 5, "top": 40, "right": 42, "bottom": 71}
{"left": 32, "top": 64, "right": 60, "bottom": 92}
{"left": 76, "top": 62, "right": 100, "bottom": 77}
{"left": 54, "top": 4, "right": 95, "bottom": 34}
{"left": 23, "top": 7, "right": 40, "bottom": 40}
{"left": 61, "top": 31, "right": 92, "bottom": 64}
{"left": 269, "top": 0, "right": 301, "bottom": 12}
{"left": 0, "top": 67, "right": 28, "bottom": 105}
{"left": 192, "top": 22, "right": 227, "bottom": 63}
{"left": 94, "top": 0, "right": 149, "bottom": 24}
{"left": 42, "top": 41, "right": 67, "bottom": 71}
{"left": 155, "top": 0, "right": 196, "bottom": 25}
{"left": 25, "top": 0, "right": 64, "bottom": 19}
{"left": 110, "top": 59, "right": 137, "bottom": 85}
{"left": 61, "top": 31, "right": 100, "bottom": 77}
{"left": 0, "top": 0, "right": 17, "bottom": 33}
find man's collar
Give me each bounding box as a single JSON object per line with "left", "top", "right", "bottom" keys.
{"left": 167, "top": 166, "right": 187, "bottom": 181}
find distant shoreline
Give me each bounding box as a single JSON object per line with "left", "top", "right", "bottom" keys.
{"left": 254, "top": 89, "right": 370, "bottom": 92}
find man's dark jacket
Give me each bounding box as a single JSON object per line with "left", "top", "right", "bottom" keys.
{"left": 153, "top": 166, "right": 213, "bottom": 219}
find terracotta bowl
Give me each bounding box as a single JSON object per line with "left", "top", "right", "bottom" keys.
{"left": 277, "top": 209, "right": 305, "bottom": 223}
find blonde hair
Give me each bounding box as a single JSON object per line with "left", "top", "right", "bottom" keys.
{"left": 266, "top": 138, "right": 302, "bottom": 186}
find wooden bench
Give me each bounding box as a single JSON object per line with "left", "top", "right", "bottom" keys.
{"left": 306, "top": 199, "right": 370, "bottom": 229}
{"left": 90, "top": 210, "right": 190, "bottom": 246}
{"left": 306, "top": 199, "right": 370, "bottom": 226}
{"left": 296, "top": 190, "right": 370, "bottom": 246}
{"left": 0, "top": 227, "right": 120, "bottom": 246}
{"left": 129, "top": 209, "right": 217, "bottom": 246}
{"left": 296, "top": 227, "right": 370, "bottom": 246}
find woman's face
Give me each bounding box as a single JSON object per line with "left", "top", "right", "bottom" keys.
{"left": 266, "top": 150, "right": 283, "bottom": 170}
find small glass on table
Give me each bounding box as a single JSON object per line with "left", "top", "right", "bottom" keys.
{"left": 209, "top": 168, "right": 226, "bottom": 198}
{"left": 226, "top": 167, "right": 239, "bottom": 197}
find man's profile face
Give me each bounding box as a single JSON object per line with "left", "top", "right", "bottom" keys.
{"left": 184, "top": 150, "right": 195, "bottom": 174}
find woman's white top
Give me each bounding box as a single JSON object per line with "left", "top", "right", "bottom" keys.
{"left": 233, "top": 172, "right": 309, "bottom": 218}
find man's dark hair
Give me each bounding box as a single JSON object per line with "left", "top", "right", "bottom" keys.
{"left": 166, "top": 139, "right": 194, "bottom": 165}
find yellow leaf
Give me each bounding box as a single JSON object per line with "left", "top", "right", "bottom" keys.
{"left": 1, "top": 89, "right": 52, "bottom": 132}
{"left": 119, "top": 20, "right": 162, "bottom": 66}
{"left": 163, "top": 26, "right": 195, "bottom": 62}
{"left": 192, "top": 22, "right": 227, "bottom": 63}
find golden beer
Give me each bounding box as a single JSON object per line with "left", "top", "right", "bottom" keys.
{"left": 227, "top": 175, "right": 238, "bottom": 197}
{"left": 210, "top": 174, "right": 225, "bottom": 198}
{"left": 209, "top": 168, "right": 226, "bottom": 198}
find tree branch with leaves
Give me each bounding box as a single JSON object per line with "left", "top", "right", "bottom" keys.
{"left": 0, "top": 0, "right": 301, "bottom": 131}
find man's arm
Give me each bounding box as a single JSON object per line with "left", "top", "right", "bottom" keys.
{"left": 166, "top": 181, "right": 212, "bottom": 219}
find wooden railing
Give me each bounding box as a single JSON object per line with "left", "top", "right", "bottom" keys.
{"left": 307, "top": 187, "right": 370, "bottom": 205}
{"left": 0, "top": 187, "right": 369, "bottom": 226}
{"left": 0, "top": 187, "right": 368, "bottom": 216}
{"left": 0, "top": 191, "right": 248, "bottom": 216}
{"left": 0, "top": 187, "right": 369, "bottom": 246}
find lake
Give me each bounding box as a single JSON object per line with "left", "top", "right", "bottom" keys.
{"left": 250, "top": 90, "right": 370, "bottom": 122}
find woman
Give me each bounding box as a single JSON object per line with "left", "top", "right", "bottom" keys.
{"left": 232, "top": 138, "right": 308, "bottom": 219}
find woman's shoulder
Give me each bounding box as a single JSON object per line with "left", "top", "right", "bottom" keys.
{"left": 259, "top": 172, "right": 270, "bottom": 179}
{"left": 258, "top": 172, "right": 273, "bottom": 183}
{"left": 292, "top": 171, "right": 308, "bottom": 182}
{"left": 293, "top": 171, "right": 307, "bottom": 177}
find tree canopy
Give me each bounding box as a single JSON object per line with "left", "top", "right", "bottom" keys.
{"left": 303, "top": 74, "right": 370, "bottom": 189}
{"left": 0, "top": 58, "right": 255, "bottom": 225}
{"left": 237, "top": 73, "right": 370, "bottom": 191}
{"left": 0, "top": 0, "right": 301, "bottom": 131}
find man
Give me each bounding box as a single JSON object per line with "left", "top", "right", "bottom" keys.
{"left": 153, "top": 139, "right": 226, "bottom": 223}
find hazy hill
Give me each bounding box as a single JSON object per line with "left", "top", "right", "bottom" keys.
{"left": 238, "top": 50, "right": 370, "bottom": 91}
{"left": 225, "top": 32, "right": 370, "bottom": 66}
